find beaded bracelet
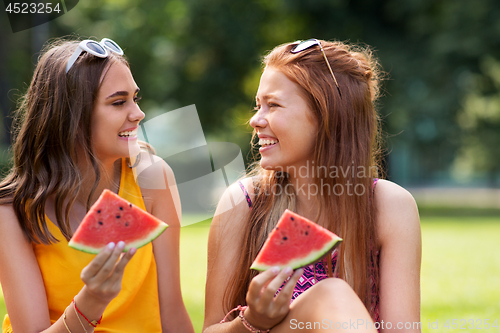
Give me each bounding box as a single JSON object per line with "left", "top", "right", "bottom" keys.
{"left": 73, "top": 298, "right": 102, "bottom": 327}
{"left": 220, "top": 305, "right": 270, "bottom": 333}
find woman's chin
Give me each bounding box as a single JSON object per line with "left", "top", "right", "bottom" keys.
{"left": 260, "top": 159, "right": 284, "bottom": 172}
{"left": 127, "top": 142, "right": 142, "bottom": 158}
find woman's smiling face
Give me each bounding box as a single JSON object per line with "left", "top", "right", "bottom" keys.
{"left": 91, "top": 61, "right": 144, "bottom": 163}
{"left": 250, "top": 67, "right": 318, "bottom": 173}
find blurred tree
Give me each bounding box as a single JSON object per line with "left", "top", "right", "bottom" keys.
{"left": 378, "top": 0, "right": 500, "bottom": 186}
{"left": 1, "top": 0, "right": 500, "bottom": 186}
{"left": 0, "top": 13, "right": 43, "bottom": 172}
{"left": 454, "top": 55, "right": 500, "bottom": 186}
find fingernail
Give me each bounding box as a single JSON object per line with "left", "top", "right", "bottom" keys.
{"left": 271, "top": 266, "right": 280, "bottom": 274}
{"left": 130, "top": 247, "right": 137, "bottom": 255}
{"left": 107, "top": 242, "right": 115, "bottom": 249}
{"left": 117, "top": 241, "right": 125, "bottom": 249}
{"left": 284, "top": 267, "right": 293, "bottom": 275}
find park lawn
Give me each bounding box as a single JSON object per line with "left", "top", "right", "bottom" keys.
{"left": 1, "top": 215, "right": 499, "bottom": 333}
{"left": 420, "top": 217, "right": 500, "bottom": 332}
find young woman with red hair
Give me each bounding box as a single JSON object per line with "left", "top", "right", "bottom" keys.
{"left": 203, "top": 39, "right": 421, "bottom": 333}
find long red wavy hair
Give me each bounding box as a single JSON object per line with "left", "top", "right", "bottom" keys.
{"left": 223, "top": 39, "right": 385, "bottom": 318}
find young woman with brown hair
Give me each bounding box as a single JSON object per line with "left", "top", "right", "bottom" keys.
{"left": 0, "top": 38, "right": 194, "bottom": 333}
{"left": 203, "top": 39, "right": 421, "bottom": 332}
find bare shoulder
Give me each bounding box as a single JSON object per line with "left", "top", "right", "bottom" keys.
{"left": 0, "top": 203, "right": 37, "bottom": 267}
{"left": 0, "top": 203, "right": 41, "bottom": 256}
{"left": 0, "top": 203, "right": 15, "bottom": 224}
{"left": 0, "top": 204, "right": 25, "bottom": 239}
{"left": 374, "top": 179, "right": 421, "bottom": 245}
{"left": 132, "top": 152, "right": 181, "bottom": 226}
{"left": 134, "top": 151, "right": 176, "bottom": 190}
{"left": 211, "top": 177, "right": 253, "bottom": 231}
{"left": 374, "top": 179, "right": 418, "bottom": 210}
{"left": 208, "top": 177, "right": 254, "bottom": 259}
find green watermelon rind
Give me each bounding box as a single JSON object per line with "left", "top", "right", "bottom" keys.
{"left": 250, "top": 237, "right": 342, "bottom": 271}
{"left": 68, "top": 223, "right": 168, "bottom": 255}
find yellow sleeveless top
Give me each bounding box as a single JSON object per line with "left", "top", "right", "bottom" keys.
{"left": 3, "top": 159, "right": 162, "bottom": 332}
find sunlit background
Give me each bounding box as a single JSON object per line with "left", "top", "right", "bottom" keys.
{"left": 1, "top": 0, "right": 499, "bottom": 332}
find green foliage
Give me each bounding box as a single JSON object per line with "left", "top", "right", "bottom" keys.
{"left": 2, "top": 0, "right": 500, "bottom": 185}
{"left": 454, "top": 56, "right": 500, "bottom": 184}
{"left": 377, "top": 0, "right": 500, "bottom": 186}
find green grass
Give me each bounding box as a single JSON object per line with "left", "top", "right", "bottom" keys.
{"left": 1, "top": 214, "right": 499, "bottom": 332}
{"left": 420, "top": 217, "right": 500, "bottom": 332}
{"left": 180, "top": 217, "right": 210, "bottom": 333}
{"left": 0, "top": 291, "right": 5, "bottom": 328}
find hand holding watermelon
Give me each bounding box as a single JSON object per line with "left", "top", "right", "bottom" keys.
{"left": 244, "top": 266, "right": 304, "bottom": 331}
{"left": 238, "top": 210, "right": 341, "bottom": 331}
{"left": 65, "top": 190, "right": 169, "bottom": 317}
{"left": 79, "top": 240, "right": 136, "bottom": 303}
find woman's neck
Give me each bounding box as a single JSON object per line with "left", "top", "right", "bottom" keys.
{"left": 286, "top": 168, "right": 320, "bottom": 221}
{"left": 76, "top": 158, "right": 121, "bottom": 206}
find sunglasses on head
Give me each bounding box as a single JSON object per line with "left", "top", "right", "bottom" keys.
{"left": 66, "top": 38, "right": 124, "bottom": 73}
{"left": 291, "top": 38, "right": 342, "bottom": 97}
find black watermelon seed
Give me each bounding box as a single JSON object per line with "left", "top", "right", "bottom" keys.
{"left": 129, "top": 203, "right": 132, "bottom": 208}
{"left": 125, "top": 222, "right": 129, "bottom": 227}
{"left": 119, "top": 206, "right": 123, "bottom": 210}
{"left": 97, "top": 210, "right": 101, "bottom": 213}
{"left": 305, "top": 231, "right": 309, "bottom": 236}
{"left": 98, "top": 221, "right": 103, "bottom": 225}
{"left": 290, "top": 217, "right": 294, "bottom": 221}
{"left": 283, "top": 236, "right": 288, "bottom": 240}
{"left": 116, "top": 215, "right": 120, "bottom": 218}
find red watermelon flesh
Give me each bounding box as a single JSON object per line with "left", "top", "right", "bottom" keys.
{"left": 68, "top": 189, "right": 168, "bottom": 254}
{"left": 251, "top": 209, "right": 342, "bottom": 271}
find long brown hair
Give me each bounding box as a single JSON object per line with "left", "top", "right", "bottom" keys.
{"left": 224, "top": 40, "right": 384, "bottom": 317}
{"left": 0, "top": 38, "right": 129, "bottom": 244}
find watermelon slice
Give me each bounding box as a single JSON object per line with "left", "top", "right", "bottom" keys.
{"left": 69, "top": 189, "right": 168, "bottom": 254}
{"left": 251, "top": 209, "right": 342, "bottom": 271}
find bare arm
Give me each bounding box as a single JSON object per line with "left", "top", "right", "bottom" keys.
{"left": 375, "top": 180, "right": 422, "bottom": 333}
{"left": 202, "top": 180, "right": 301, "bottom": 333}
{"left": 202, "top": 181, "right": 251, "bottom": 333}
{"left": 138, "top": 154, "right": 194, "bottom": 333}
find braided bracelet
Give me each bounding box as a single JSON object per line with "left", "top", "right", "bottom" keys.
{"left": 220, "top": 305, "right": 270, "bottom": 333}
{"left": 72, "top": 300, "right": 88, "bottom": 333}
{"left": 73, "top": 298, "right": 102, "bottom": 327}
